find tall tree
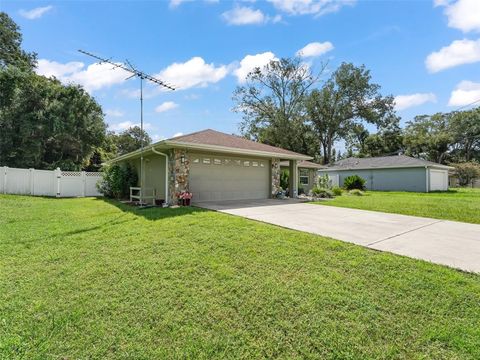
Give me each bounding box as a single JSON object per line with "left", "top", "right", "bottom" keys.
{"left": 0, "top": 14, "right": 107, "bottom": 170}
{"left": 449, "top": 108, "right": 480, "bottom": 162}
{"left": 0, "top": 68, "right": 106, "bottom": 170}
{"left": 404, "top": 113, "right": 454, "bottom": 164}
{"left": 114, "top": 126, "right": 152, "bottom": 155}
{"left": 306, "top": 63, "right": 396, "bottom": 164}
{"left": 0, "top": 12, "right": 36, "bottom": 70}
{"left": 233, "top": 57, "right": 323, "bottom": 156}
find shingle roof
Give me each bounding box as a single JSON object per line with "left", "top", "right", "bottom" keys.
{"left": 166, "top": 129, "right": 309, "bottom": 158}
{"left": 325, "top": 155, "right": 453, "bottom": 170}
{"left": 279, "top": 160, "right": 325, "bottom": 169}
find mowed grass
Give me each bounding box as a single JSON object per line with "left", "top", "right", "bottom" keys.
{"left": 1, "top": 195, "right": 480, "bottom": 359}
{"left": 314, "top": 188, "right": 480, "bottom": 224}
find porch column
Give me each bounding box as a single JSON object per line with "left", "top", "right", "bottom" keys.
{"left": 168, "top": 149, "right": 190, "bottom": 205}
{"left": 271, "top": 158, "right": 281, "bottom": 198}
{"left": 289, "top": 160, "right": 298, "bottom": 198}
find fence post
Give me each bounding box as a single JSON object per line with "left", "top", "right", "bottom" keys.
{"left": 29, "top": 168, "right": 35, "bottom": 195}
{"left": 2, "top": 166, "right": 7, "bottom": 194}
{"left": 81, "top": 171, "right": 86, "bottom": 197}
{"left": 54, "top": 168, "right": 62, "bottom": 197}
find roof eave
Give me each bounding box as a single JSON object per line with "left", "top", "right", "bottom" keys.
{"left": 319, "top": 164, "right": 454, "bottom": 171}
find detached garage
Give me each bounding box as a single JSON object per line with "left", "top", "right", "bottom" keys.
{"left": 319, "top": 155, "right": 453, "bottom": 192}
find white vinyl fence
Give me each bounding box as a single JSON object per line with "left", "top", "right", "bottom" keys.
{"left": 0, "top": 166, "right": 103, "bottom": 197}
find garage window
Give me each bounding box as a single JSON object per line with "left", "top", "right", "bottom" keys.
{"left": 193, "top": 158, "right": 200, "bottom": 163}
{"left": 243, "top": 161, "right": 250, "bottom": 167}
{"left": 260, "top": 162, "right": 265, "bottom": 167}
{"left": 299, "top": 169, "right": 309, "bottom": 185}
{"left": 224, "top": 159, "right": 231, "bottom": 165}
{"left": 214, "top": 158, "right": 222, "bottom": 165}
{"left": 252, "top": 161, "right": 258, "bottom": 167}
{"left": 203, "top": 158, "right": 211, "bottom": 164}
{"left": 234, "top": 160, "right": 241, "bottom": 166}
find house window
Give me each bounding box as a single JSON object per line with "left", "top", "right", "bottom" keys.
{"left": 214, "top": 158, "right": 222, "bottom": 165}
{"left": 202, "top": 158, "right": 211, "bottom": 164}
{"left": 243, "top": 161, "right": 250, "bottom": 167}
{"left": 299, "top": 169, "right": 309, "bottom": 185}
{"left": 252, "top": 161, "right": 258, "bottom": 167}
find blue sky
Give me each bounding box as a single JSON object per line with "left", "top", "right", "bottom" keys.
{"left": 2, "top": 0, "right": 480, "bottom": 142}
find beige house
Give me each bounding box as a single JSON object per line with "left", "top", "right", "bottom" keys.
{"left": 279, "top": 160, "right": 324, "bottom": 194}
{"left": 110, "top": 129, "right": 312, "bottom": 204}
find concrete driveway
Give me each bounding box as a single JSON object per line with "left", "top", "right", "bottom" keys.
{"left": 194, "top": 199, "right": 480, "bottom": 273}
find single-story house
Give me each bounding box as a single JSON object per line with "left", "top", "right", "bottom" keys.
{"left": 279, "top": 160, "right": 325, "bottom": 194}
{"left": 110, "top": 129, "right": 312, "bottom": 203}
{"left": 318, "top": 155, "right": 454, "bottom": 192}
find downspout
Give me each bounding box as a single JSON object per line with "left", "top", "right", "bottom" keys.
{"left": 152, "top": 147, "right": 169, "bottom": 204}
{"left": 425, "top": 166, "right": 429, "bottom": 193}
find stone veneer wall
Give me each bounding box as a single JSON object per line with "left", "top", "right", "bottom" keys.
{"left": 168, "top": 149, "right": 190, "bottom": 205}
{"left": 271, "top": 158, "right": 281, "bottom": 197}
{"left": 313, "top": 170, "right": 319, "bottom": 188}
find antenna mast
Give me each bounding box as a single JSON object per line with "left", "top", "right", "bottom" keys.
{"left": 79, "top": 49, "right": 175, "bottom": 206}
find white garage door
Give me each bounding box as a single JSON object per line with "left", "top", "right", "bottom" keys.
{"left": 429, "top": 169, "right": 448, "bottom": 191}
{"left": 190, "top": 154, "right": 270, "bottom": 201}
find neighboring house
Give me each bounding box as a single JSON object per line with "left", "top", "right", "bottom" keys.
{"left": 319, "top": 155, "right": 453, "bottom": 192}
{"left": 279, "top": 160, "right": 325, "bottom": 194}
{"left": 110, "top": 129, "right": 311, "bottom": 203}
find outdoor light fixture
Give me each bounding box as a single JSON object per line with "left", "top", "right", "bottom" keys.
{"left": 181, "top": 155, "right": 185, "bottom": 164}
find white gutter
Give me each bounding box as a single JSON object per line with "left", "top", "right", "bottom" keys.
{"left": 151, "top": 147, "right": 169, "bottom": 203}
{"left": 319, "top": 164, "right": 454, "bottom": 172}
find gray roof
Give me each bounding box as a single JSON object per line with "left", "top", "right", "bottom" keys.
{"left": 323, "top": 155, "right": 453, "bottom": 171}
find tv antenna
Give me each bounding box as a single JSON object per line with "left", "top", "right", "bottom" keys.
{"left": 78, "top": 49, "right": 176, "bottom": 205}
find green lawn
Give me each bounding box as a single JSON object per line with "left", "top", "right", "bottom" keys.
{"left": 314, "top": 188, "right": 480, "bottom": 224}
{"left": 1, "top": 195, "right": 480, "bottom": 359}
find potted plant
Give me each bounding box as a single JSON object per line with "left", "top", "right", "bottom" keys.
{"left": 178, "top": 191, "right": 193, "bottom": 206}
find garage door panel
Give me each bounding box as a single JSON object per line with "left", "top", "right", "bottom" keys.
{"left": 190, "top": 154, "right": 269, "bottom": 201}
{"left": 429, "top": 169, "right": 448, "bottom": 191}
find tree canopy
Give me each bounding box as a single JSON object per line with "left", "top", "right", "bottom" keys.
{"left": 0, "top": 12, "right": 109, "bottom": 170}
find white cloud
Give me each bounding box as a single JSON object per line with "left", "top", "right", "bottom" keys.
{"left": 105, "top": 109, "right": 124, "bottom": 117}
{"left": 109, "top": 121, "right": 152, "bottom": 132}
{"left": 425, "top": 38, "right": 480, "bottom": 72}
{"left": 394, "top": 93, "right": 437, "bottom": 111}
{"left": 169, "top": 0, "right": 192, "bottom": 8}
{"left": 36, "top": 59, "right": 131, "bottom": 92}
{"left": 439, "top": 0, "right": 480, "bottom": 33}
{"left": 448, "top": 80, "right": 480, "bottom": 106}
{"left": 19, "top": 5, "right": 53, "bottom": 19}
{"left": 234, "top": 52, "right": 278, "bottom": 83}
{"left": 222, "top": 6, "right": 282, "bottom": 25}
{"left": 222, "top": 6, "right": 266, "bottom": 25}
{"left": 155, "top": 101, "right": 179, "bottom": 113}
{"left": 156, "top": 57, "right": 228, "bottom": 90}
{"left": 268, "top": 0, "right": 355, "bottom": 17}
{"left": 296, "top": 41, "right": 334, "bottom": 58}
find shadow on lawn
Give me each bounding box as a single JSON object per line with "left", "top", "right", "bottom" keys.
{"left": 95, "top": 197, "right": 207, "bottom": 221}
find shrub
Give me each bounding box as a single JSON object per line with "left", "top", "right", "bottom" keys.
{"left": 332, "top": 186, "right": 343, "bottom": 196}
{"left": 453, "top": 162, "right": 480, "bottom": 186}
{"left": 280, "top": 169, "right": 289, "bottom": 190}
{"left": 97, "top": 163, "right": 138, "bottom": 199}
{"left": 318, "top": 174, "right": 331, "bottom": 189}
{"left": 312, "top": 186, "right": 334, "bottom": 198}
{"left": 348, "top": 189, "right": 365, "bottom": 196}
{"left": 343, "top": 175, "right": 366, "bottom": 190}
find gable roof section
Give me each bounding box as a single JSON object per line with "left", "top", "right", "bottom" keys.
{"left": 279, "top": 160, "right": 325, "bottom": 169}
{"left": 323, "top": 155, "right": 453, "bottom": 171}
{"left": 110, "top": 129, "right": 311, "bottom": 163}
{"left": 165, "top": 129, "right": 309, "bottom": 158}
